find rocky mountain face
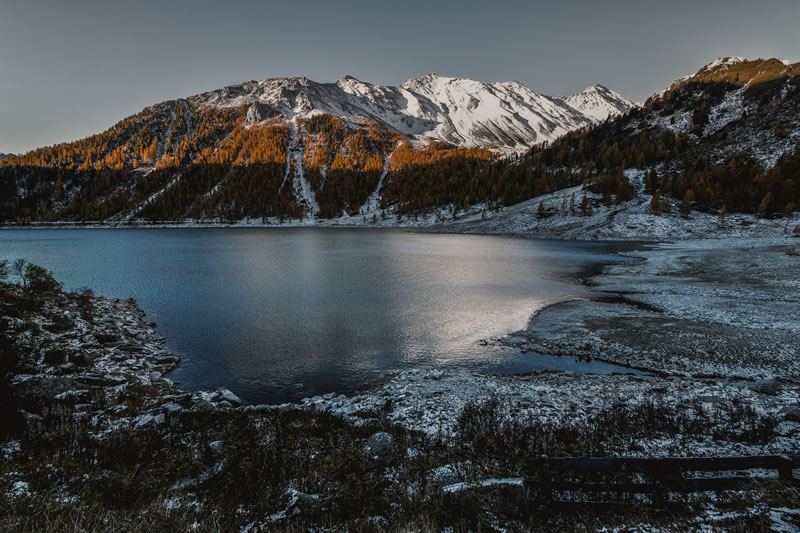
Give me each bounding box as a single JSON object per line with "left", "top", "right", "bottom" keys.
{"left": 191, "top": 73, "right": 634, "bottom": 151}
{"left": 0, "top": 153, "right": 15, "bottom": 160}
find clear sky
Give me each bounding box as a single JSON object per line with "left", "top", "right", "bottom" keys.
{"left": 1, "top": 0, "right": 798, "bottom": 154}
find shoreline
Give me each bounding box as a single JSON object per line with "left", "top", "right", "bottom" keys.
{"left": 3, "top": 236, "right": 800, "bottom": 530}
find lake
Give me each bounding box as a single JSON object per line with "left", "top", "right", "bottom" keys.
{"left": 1, "top": 228, "right": 643, "bottom": 404}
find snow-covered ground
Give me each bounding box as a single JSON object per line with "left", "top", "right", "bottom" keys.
{"left": 293, "top": 368, "right": 799, "bottom": 455}
{"left": 505, "top": 237, "right": 800, "bottom": 380}
{"left": 437, "top": 179, "right": 800, "bottom": 241}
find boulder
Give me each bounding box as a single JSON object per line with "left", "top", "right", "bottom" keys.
{"left": 429, "top": 464, "right": 463, "bottom": 487}
{"left": 191, "top": 400, "right": 218, "bottom": 413}
{"left": 216, "top": 388, "right": 242, "bottom": 406}
{"left": 775, "top": 421, "right": 800, "bottom": 437}
{"left": 161, "top": 402, "right": 183, "bottom": 414}
{"left": 135, "top": 413, "right": 165, "bottom": 428}
{"left": 750, "top": 378, "right": 782, "bottom": 395}
{"left": 779, "top": 406, "right": 800, "bottom": 422}
{"left": 364, "top": 431, "right": 394, "bottom": 457}
{"left": 44, "top": 348, "right": 69, "bottom": 364}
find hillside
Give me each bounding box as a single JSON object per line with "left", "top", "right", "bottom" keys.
{"left": 1, "top": 58, "right": 798, "bottom": 231}
{"left": 479, "top": 57, "right": 800, "bottom": 229}
{"left": 0, "top": 74, "right": 632, "bottom": 225}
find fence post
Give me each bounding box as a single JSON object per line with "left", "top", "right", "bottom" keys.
{"left": 777, "top": 455, "right": 794, "bottom": 483}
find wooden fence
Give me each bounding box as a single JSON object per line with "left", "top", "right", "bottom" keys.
{"left": 524, "top": 455, "right": 800, "bottom": 506}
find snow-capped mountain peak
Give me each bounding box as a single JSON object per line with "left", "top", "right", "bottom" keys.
{"left": 561, "top": 84, "right": 636, "bottom": 122}
{"left": 190, "top": 74, "right": 635, "bottom": 152}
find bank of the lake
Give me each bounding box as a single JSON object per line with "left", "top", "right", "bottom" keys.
{"left": 0, "top": 228, "right": 646, "bottom": 404}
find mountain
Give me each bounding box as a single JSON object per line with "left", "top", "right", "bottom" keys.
{"left": 560, "top": 84, "right": 636, "bottom": 122}
{"left": 0, "top": 153, "right": 15, "bottom": 160}
{"left": 5, "top": 58, "right": 798, "bottom": 229}
{"left": 493, "top": 57, "right": 800, "bottom": 218}
{"left": 0, "top": 73, "right": 634, "bottom": 224}
{"left": 189, "top": 73, "right": 634, "bottom": 152}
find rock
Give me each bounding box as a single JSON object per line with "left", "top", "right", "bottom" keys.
{"left": 161, "top": 402, "right": 183, "bottom": 413}
{"left": 209, "top": 440, "right": 225, "bottom": 453}
{"left": 323, "top": 392, "right": 335, "bottom": 400}
{"left": 13, "top": 376, "right": 88, "bottom": 404}
{"left": 779, "top": 406, "right": 800, "bottom": 422}
{"left": 154, "top": 355, "right": 180, "bottom": 365}
{"left": 135, "top": 414, "right": 165, "bottom": 428}
{"left": 118, "top": 343, "right": 141, "bottom": 353}
{"left": 217, "top": 400, "right": 233, "bottom": 409}
{"left": 775, "top": 421, "right": 800, "bottom": 437}
{"left": 77, "top": 375, "right": 126, "bottom": 387}
{"left": 310, "top": 395, "right": 324, "bottom": 403}
{"left": 191, "top": 400, "right": 218, "bottom": 413}
{"left": 95, "top": 333, "right": 119, "bottom": 344}
{"left": 71, "top": 351, "right": 93, "bottom": 367}
{"left": 149, "top": 372, "right": 162, "bottom": 382}
{"left": 216, "top": 388, "right": 242, "bottom": 406}
{"left": 199, "top": 391, "right": 220, "bottom": 402}
{"left": 429, "top": 464, "right": 463, "bottom": 487}
{"left": 430, "top": 370, "right": 444, "bottom": 380}
{"left": 364, "top": 432, "right": 394, "bottom": 457}
{"left": 44, "top": 348, "right": 69, "bottom": 364}
{"left": 751, "top": 378, "right": 782, "bottom": 395}
{"left": 54, "top": 389, "right": 91, "bottom": 403}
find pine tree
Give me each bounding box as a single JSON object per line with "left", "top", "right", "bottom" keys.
{"left": 580, "top": 192, "right": 592, "bottom": 216}
{"left": 758, "top": 192, "right": 773, "bottom": 218}
{"left": 680, "top": 189, "right": 695, "bottom": 217}
{"left": 650, "top": 192, "right": 662, "bottom": 214}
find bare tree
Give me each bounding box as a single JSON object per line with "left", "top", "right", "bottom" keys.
{"left": 13, "top": 259, "right": 26, "bottom": 287}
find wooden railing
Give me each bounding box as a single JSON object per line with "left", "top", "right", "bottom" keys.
{"left": 524, "top": 455, "right": 800, "bottom": 506}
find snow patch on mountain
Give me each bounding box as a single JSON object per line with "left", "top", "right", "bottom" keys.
{"left": 703, "top": 57, "right": 748, "bottom": 71}
{"left": 561, "top": 84, "right": 634, "bottom": 122}
{"left": 188, "top": 74, "right": 635, "bottom": 152}
{"left": 0, "top": 153, "right": 15, "bottom": 160}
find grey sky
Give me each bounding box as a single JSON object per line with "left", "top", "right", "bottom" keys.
{"left": 1, "top": 0, "right": 798, "bottom": 154}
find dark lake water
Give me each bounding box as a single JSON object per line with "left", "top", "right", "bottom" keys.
{"left": 1, "top": 228, "right": 643, "bottom": 404}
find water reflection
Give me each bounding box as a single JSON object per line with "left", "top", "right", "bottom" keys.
{"left": 0, "top": 228, "right": 642, "bottom": 403}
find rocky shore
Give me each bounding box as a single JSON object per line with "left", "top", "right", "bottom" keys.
{"left": 8, "top": 293, "right": 244, "bottom": 426}
{"left": 2, "top": 260, "right": 799, "bottom": 531}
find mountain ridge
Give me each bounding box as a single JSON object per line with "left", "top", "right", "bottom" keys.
{"left": 1, "top": 57, "right": 797, "bottom": 232}
{"left": 187, "top": 73, "right": 635, "bottom": 152}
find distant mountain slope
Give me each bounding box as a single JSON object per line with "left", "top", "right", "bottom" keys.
{"left": 4, "top": 59, "right": 798, "bottom": 230}
{"left": 189, "top": 73, "right": 634, "bottom": 151}
{"left": 560, "top": 84, "right": 634, "bottom": 122}
{"left": 0, "top": 73, "right": 633, "bottom": 224}
{"left": 493, "top": 57, "right": 800, "bottom": 219}
{"left": 0, "top": 153, "right": 14, "bottom": 160}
